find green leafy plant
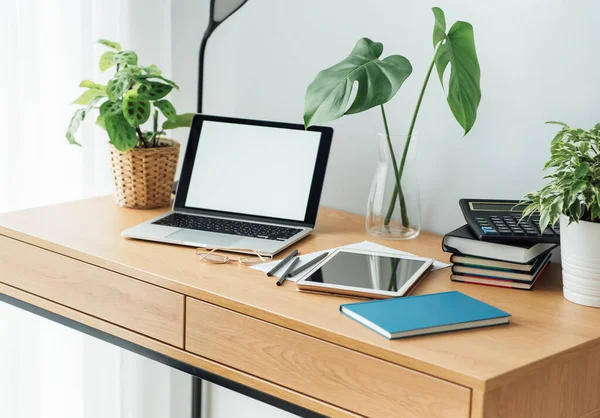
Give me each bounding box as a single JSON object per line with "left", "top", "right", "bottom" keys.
{"left": 304, "top": 7, "right": 481, "bottom": 228}
{"left": 66, "top": 39, "right": 195, "bottom": 151}
{"left": 522, "top": 122, "right": 600, "bottom": 231}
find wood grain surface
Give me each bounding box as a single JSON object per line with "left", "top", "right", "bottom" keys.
{"left": 480, "top": 339, "right": 600, "bottom": 418}
{"left": 186, "top": 297, "right": 470, "bottom": 418}
{"left": 0, "top": 282, "right": 358, "bottom": 418}
{"left": 0, "top": 235, "right": 184, "bottom": 347}
{"left": 2, "top": 196, "right": 600, "bottom": 418}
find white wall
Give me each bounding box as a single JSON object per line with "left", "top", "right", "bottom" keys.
{"left": 170, "top": 0, "right": 600, "bottom": 235}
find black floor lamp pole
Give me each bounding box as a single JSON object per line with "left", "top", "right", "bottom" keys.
{"left": 197, "top": 0, "right": 249, "bottom": 113}
{"left": 192, "top": 3, "right": 249, "bottom": 416}
{"left": 197, "top": 34, "right": 210, "bottom": 114}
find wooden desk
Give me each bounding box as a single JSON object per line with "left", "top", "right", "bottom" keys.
{"left": 1, "top": 197, "right": 599, "bottom": 418}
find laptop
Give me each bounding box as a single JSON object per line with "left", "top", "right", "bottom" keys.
{"left": 122, "top": 114, "right": 333, "bottom": 256}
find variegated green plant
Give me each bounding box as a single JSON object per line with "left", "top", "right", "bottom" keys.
{"left": 66, "top": 39, "right": 195, "bottom": 151}
{"left": 522, "top": 122, "right": 600, "bottom": 231}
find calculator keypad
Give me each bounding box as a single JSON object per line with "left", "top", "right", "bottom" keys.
{"left": 460, "top": 199, "right": 561, "bottom": 244}
{"left": 475, "top": 216, "right": 559, "bottom": 238}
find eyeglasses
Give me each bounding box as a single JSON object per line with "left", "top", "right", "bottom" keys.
{"left": 196, "top": 247, "right": 273, "bottom": 266}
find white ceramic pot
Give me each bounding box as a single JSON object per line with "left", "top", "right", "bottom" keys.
{"left": 560, "top": 214, "right": 600, "bottom": 308}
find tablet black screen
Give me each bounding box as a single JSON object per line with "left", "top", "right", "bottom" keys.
{"left": 304, "top": 251, "right": 427, "bottom": 292}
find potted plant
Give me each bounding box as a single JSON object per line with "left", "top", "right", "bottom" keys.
{"left": 523, "top": 122, "right": 600, "bottom": 307}
{"left": 303, "top": 7, "right": 481, "bottom": 240}
{"left": 66, "top": 39, "right": 194, "bottom": 209}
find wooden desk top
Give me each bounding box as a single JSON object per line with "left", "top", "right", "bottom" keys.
{"left": 2, "top": 196, "right": 600, "bottom": 394}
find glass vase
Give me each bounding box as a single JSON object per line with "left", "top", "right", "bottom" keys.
{"left": 366, "top": 133, "right": 421, "bottom": 240}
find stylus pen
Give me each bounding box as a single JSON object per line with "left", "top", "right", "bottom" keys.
{"left": 276, "top": 257, "right": 299, "bottom": 286}
{"left": 267, "top": 249, "right": 298, "bottom": 277}
{"left": 288, "top": 252, "right": 329, "bottom": 278}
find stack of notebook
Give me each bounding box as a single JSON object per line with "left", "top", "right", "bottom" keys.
{"left": 442, "top": 225, "right": 557, "bottom": 290}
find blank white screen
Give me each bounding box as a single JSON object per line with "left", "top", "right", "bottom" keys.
{"left": 185, "top": 121, "right": 322, "bottom": 221}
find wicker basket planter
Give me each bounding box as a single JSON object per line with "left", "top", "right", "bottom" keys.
{"left": 109, "top": 138, "right": 180, "bottom": 209}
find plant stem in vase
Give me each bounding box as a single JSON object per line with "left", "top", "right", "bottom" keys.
{"left": 383, "top": 56, "right": 436, "bottom": 227}
{"left": 380, "top": 105, "right": 409, "bottom": 229}
{"left": 366, "top": 132, "right": 422, "bottom": 239}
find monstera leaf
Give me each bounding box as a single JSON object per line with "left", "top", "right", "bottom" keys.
{"left": 304, "top": 38, "right": 412, "bottom": 128}
{"left": 432, "top": 7, "right": 481, "bottom": 135}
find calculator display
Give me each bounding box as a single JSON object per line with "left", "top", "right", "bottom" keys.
{"left": 470, "top": 202, "right": 528, "bottom": 212}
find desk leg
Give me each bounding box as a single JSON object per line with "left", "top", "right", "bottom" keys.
{"left": 191, "top": 377, "right": 202, "bottom": 418}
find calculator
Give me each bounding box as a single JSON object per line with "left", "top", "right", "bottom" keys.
{"left": 459, "top": 199, "right": 560, "bottom": 244}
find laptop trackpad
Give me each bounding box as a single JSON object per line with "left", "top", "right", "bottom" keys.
{"left": 167, "top": 229, "right": 241, "bottom": 247}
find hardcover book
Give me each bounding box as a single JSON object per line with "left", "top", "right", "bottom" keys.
{"left": 442, "top": 225, "right": 557, "bottom": 264}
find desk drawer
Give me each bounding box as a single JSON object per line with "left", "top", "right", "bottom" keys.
{"left": 0, "top": 236, "right": 184, "bottom": 347}
{"left": 186, "top": 298, "right": 470, "bottom": 418}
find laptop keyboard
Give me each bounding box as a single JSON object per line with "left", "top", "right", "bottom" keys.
{"left": 153, "top": 213, "right": 302, "bottom": 241}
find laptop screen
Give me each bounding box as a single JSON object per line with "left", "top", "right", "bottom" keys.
{"left": 182, "top": 119, "right": 326, "bottom": 222}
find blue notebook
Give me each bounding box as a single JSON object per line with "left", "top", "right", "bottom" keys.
{"left": 340, "top": 291, "right": 510, "bottom": 339}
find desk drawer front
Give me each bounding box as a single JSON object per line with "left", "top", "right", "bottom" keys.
{"left": 0, "top": 236, "right": 184, "bottom": 348}
{"left": 186, "top": 298, "right": 470, "bottom": 418}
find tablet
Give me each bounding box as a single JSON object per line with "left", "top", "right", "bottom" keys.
{"left": 296, "top": 248, "right": 434, "bottom": 299}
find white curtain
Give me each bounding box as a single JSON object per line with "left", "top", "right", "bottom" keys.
{"left": 0, "top": 1, "right": 193, "bottom": 417}
{"left": 0, "top": 0, "right": 175, "bottom": 212}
